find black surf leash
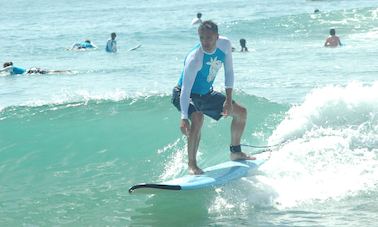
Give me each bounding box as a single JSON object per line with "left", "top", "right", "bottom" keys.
{"left": 240, "top": 140, "right": 289, "bottom": 155}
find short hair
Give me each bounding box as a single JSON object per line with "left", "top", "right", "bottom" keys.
{"left": 111, "top": 32, "right": 116, "bottom": 36}
{"left": 3, "top": 62, "right": 13, "bottom": 68}
{"left": 198, "top": 20, "right": 218, "bottom": 34}
{"left": 197, "top": 12, "right": 202, "bottom": 18}
{"left": 330, "top": 29, "right": 336, "bottom": 35}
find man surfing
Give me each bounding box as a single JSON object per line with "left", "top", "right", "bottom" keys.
{"left": 171, "top": 20, "right": 255, "bottom": 175}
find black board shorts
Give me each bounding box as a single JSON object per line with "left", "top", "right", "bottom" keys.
{"left": 171, "top": 86, "right": 226, "bottom": 121}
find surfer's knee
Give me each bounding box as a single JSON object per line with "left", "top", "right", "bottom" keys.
{"left": 234, "top": 104, "right": 247, "bottom": 120}
{"left": 190, "top": 112, "right": 204, "bottom": 131}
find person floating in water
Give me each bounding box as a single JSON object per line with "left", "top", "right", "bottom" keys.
{"left": 239, "top": 38, "right": 248, "bottom": 52}
{"left": 324, "top": 29, "right": 342, "bottom": 47}
{"left": 106, "top": 32, "right": 117, "bottom": 53}
{"left": 70, "top": 40, "right": 97, "bottom": 50}
{"left": 191, "top": 12, "right": 203, "bottom": 25}
{"left": 1, "top": 62, "right": 72, "bottom": 75}
{"left": 171, "top": 20, "right": 254, "bottom": 175}
{"left": 1, "top": 62, "right": 26, "bottom": 75}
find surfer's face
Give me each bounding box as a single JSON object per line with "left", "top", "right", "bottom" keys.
{"left": 199, "top": 29, "right": 218, "bottom": 53}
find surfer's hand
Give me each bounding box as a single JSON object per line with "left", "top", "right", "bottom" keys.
{"left": 180, "top": 119, "right": 191, "bottom": 136}
{"left": 222, "top": 100, "right": 233, "bottom": 117}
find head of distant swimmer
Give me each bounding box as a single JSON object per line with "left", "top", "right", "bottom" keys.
{"left": 198, "top": 20, "right": 219, "bottom": 53}
{"left": 3, "top": 62, "right": 13, "bottom": 68}
{"left": 85, "top": 40, "right": 91, "bottom": 43}
{"left": 111, "top": 32, "right": 116, "bottom": 40}
{"left": 197, "top": 12, "right": 202, "bottom": 19}
{"left": 240, "top": 38, "right": 246, "bottom": 48}
{"left": 330, "top": 29, "right": 336, "bottom": 36}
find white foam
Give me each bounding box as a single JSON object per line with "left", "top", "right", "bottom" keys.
{"left": 270, "top": 81, "right": 378, "bottom": 144}
{"left": 349, "top": 28, "right": 378, "bottom": 41}
{"left": 259, "top": 81, "right": 378, "bottom": 208}
{"left": 0, "top": 88, "right": 167, "bottom": 112}
{"left": 159, "top": 137, "right": 193, "bottom": 181}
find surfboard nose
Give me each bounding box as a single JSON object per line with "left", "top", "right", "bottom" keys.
{"left": 128, "top": 183, "right": 182, "bottom": 194}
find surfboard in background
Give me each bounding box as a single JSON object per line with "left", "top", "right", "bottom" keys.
{"left": 128, "top": 44, "right": 142, "bottom": 51}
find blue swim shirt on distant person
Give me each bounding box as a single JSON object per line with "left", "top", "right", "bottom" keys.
{"left": 79, "top": 42, "right": 95, "bottom": 49}
{"left": 11, "top": 66, "right": 26, "bottom": 75}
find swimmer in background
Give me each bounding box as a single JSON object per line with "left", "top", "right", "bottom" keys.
{"left": 324, "top": 29, "right": 342, "bottom": 47}
{"left": 1, "top": 62, "right": 72, "bottom": 75}
{"left": 239, "top": 38, "right": 248, "bottom": 52}
{"left": 105, "top": 32, "right": 117, "bottom": 53}
{"left": 191, "top": 12, "right": 203, "bottom": 25}
{"left": 0, "top": 62, "right": 26, "bottom": 75}
{"left": 70, "top": 40, "right": 97, "bottom": 50}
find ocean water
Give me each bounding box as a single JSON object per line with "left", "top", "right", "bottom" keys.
{"left": 1, "top": 0, "right": 377, "bottom": 226}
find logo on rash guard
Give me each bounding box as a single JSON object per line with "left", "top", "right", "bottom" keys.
{"left": 206, "top": 57, "right": 222, "bottom": 82}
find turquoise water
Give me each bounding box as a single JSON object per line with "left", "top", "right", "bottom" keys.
{"left": 1, "top": 0, "right": 378, "bottom": 226}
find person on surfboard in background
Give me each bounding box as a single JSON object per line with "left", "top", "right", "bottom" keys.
{"left": 1, "top": 62, "right": 72, "bottom": 75}
{"left": 70, "top": 40, "right": 97, "bottom": 50}
{"left": 171, "top": 20, "right": 255, "bottom": 175}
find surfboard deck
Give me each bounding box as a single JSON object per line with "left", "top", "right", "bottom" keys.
{"left": 129, "top": 159, "right": 265, "bottom": 194}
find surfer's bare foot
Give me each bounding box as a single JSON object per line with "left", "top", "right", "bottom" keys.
{"left": 230, "top": 152, "right": 256, "bottom": 161}
{"left": 188, "top": 165, "right": 204, "bottom": 175}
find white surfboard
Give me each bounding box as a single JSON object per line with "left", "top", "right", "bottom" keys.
{"left": 128, "top": 44, "right": 142, "bottom": 51}
{"left": 129, "top": 159, "right": 265, "bottom": 193}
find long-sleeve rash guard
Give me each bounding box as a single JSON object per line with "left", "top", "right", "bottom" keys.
{"left": 177, "top": 36, "right": 234, "bottom": 119}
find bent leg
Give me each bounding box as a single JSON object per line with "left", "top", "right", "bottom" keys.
{"left": 188, "top": 112, "right": 204, "bottom": 174}
{"left": 230, "top": 102, "right": 247, "bottom": 146}
{"left": 229, "top": 102, "right": 255, "bottom": 160}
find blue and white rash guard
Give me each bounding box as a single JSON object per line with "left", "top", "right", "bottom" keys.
{"left": 178, "top": 36, "right": 234, "bottom": 119}
{"left": 80, "top": 42, "right": 95, "bottom": 48}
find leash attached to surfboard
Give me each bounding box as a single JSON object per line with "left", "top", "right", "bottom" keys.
{"left": 128, "top": 140, "right": 288, "bottom": 194}
{"left": 241, "top": 139, "right": 288, "bottom": 154}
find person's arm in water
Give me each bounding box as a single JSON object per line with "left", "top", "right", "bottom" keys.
{"left": 222, "top": 39, "right": 235, "bottom": 116}
{"left": 179, "top": 52, "right": 202, "bottom": 135}
{"left": 113, "top": 40, "right": 117, "bottom": 52}
{"left": 324, "top": 37, "right": 330, "bottom": 47}
{"left": 109, "top": 40, "right": 117, "bottom": 52}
